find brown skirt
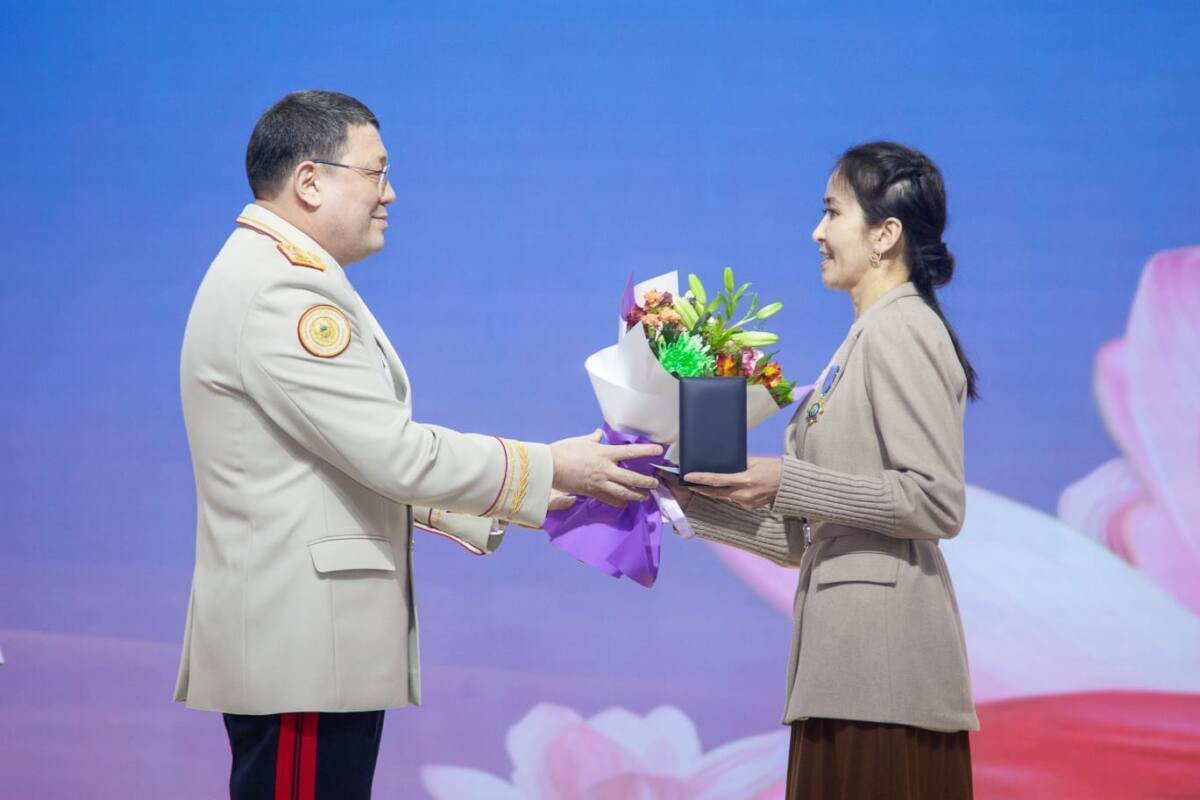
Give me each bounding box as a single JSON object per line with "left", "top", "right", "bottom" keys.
{"left": 786, "top": 718, "right": 972, "bottom": 800}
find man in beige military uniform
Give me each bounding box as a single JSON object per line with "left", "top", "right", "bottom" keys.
{"left": 177, "top": 90, "right": 660, "bottom": 800}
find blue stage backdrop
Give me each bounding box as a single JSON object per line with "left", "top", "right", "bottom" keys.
{"left": 2, "top": 2, "right": 1199, "bottom": 797}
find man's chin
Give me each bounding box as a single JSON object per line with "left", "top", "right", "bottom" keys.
{"left": 364, "top": 234, "right": 387, "bottom": 258}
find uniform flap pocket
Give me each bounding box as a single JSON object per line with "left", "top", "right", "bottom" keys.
{"left": 816, "top": 550, "right": 900, "bottom": 586}
{"left": 308, "top": 535, "right": 396, "bottom": 573}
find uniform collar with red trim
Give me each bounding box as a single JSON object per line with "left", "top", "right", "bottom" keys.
{"left": 234, "top": 203, "right": 341, "bottom": 273}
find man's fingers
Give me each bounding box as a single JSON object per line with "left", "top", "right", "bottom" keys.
{"left": 605, "top": 483, "right": 649, "bottom": 504}
{"left": 548, "top": 493, "right": 578, "bottom": 511}
{"left": 607, "top": 443, "right": 664, "bottom": 462}
{"left": 606, "top": 465, "right": 659, "bottom": 490}
{"left": 588, "top": 482, "right": 650, "bottom": 507}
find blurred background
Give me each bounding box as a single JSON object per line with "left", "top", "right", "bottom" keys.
{"left": 1, "top": 1, "right": 1198, "bottom": 797}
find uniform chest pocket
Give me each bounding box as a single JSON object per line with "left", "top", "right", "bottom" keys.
{"left": 815, "top": 550, "right": 901, "bottom": 587}
{"left": 308, "top": 535, "right": 396, "bottom": 573}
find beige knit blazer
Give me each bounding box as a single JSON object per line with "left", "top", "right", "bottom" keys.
{"left": 686, "top": 282, "right": 979, "bottom": 732}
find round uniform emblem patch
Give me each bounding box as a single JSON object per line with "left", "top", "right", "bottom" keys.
{"left": 297, "top": 304, "right": 351, "bottom": 358}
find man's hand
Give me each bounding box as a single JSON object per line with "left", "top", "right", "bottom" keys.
{"left": 547, "top": 490, "right": 578, "bottom": 512}
{"left": 684, "top": 456, "right": 783, "bottom": 511}
{"left": 550, "top": 430, "right": 662, "bottom": 508}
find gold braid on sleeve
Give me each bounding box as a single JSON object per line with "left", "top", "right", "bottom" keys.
{"left": 506, "top": 441, "right": 530, "bottom": 519}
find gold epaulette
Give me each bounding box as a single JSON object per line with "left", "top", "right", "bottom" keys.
{"left": 235, "top": 216, "right": 326, "bottom": 271}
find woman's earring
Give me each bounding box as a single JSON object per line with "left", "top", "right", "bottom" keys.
{"left": 870, "top": 250, "right": 881, "bottom": 268}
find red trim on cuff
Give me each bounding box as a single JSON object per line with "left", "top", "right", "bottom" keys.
{"left": 416, "top": 525, "right": 487, "bottom": 556}
{"left": 480, "top": 437, "right": 510, "bottom": 517}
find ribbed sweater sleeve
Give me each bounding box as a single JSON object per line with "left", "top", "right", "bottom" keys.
{"left": 685, "top": 495, "right": 804, "bottom": 566}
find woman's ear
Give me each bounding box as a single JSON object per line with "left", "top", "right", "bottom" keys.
{"left": 874, "top": 216, "right": 904, "bottom": 258}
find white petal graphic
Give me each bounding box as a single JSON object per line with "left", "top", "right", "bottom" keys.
{"left": 945, "top": 486, "right": 1200, "bottom": 701}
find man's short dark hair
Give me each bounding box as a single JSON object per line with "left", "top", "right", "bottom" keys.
{"left": 246, "top": 90, "right": 379, "bottom": 199}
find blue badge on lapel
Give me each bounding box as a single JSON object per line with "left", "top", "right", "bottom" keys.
{"left": 806, "top": 365, "right": 841, "bottom": 426}
{"left": 821, "top": 365, "right": 841, "bottom": 395}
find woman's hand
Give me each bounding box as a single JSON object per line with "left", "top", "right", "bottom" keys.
{"left": 684, "top": 456, "right": 783, "bottom": 511}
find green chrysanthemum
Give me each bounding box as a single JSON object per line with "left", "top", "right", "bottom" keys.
{"left": 658, "top": 332, "right": 716, "bottom": 377}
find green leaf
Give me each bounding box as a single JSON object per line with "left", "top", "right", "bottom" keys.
{"left": 731, "top": 331, "right": 779, "bottom": 347}
{"left": 731, "top": 283, "right": 750, "bottom": 308}
{"left": 688, "top": 274, "right": 707, "bottom": 308}
{"left": 755, "top": 301, "right": 783, "bottom": 320}
{"left": 752, "top": 351, "right": 778, "bottom": 374}
{"left": 723, "top": 266, "right": 735, "bottom": 292}
{"left": 673, "top": 298, "right": 698, "bottom": 329}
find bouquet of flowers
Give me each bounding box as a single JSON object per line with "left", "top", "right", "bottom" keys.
{"left": 542, "top": 269, "right": 799, "bottom": 587}
{"left": 624, "top": 269, "right": 796, "bottom": 408}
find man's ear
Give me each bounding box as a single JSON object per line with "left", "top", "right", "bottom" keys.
{"left": 292, "top": 161, "right": 322, "bottom": 209}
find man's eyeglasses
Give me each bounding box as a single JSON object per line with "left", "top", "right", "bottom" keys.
{"left": 312, "top": 160, "right": 390, "bottom": 197}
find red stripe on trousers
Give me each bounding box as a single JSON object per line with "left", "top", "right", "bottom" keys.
{"left": 275, "top": 713, "right": 319, "bottom": 800}
{"left": 275, "top": 713, "right": 296, "bottom": 800}
{"left": 298, "top": 713, "right": 318, "bottom": 800}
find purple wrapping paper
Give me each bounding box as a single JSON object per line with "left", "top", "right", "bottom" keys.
{"left": 619, "top": 272, "right": 637, "bottom": 321}
{"left": 541, "top": 424, "right": 666, "bottom": 588}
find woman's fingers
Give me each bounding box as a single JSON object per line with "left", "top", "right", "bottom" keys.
{"left": 683, "top": 471, "right": 742, "bottom": 487}
{"left": 689, "top": 484, "right": 735, "bottom": 501}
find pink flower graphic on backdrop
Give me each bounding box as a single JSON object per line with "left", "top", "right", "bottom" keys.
{"left": 1059, "top": 246, "right": 1200, "bottom": 615}
{"left": 422, "top": 703, "right": 787, "bottom": 800}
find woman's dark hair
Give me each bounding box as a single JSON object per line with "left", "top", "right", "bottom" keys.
{"left": 834, "top": 141, "right": 978, "bottom": 400}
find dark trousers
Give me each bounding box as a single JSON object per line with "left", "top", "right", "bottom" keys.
{"left": 223, "top": 710, "right": 385, "bottom": 800}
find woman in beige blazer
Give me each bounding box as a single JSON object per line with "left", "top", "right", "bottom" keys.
{"left": 670, "top": 142, "right": 979, "bottom": 799}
